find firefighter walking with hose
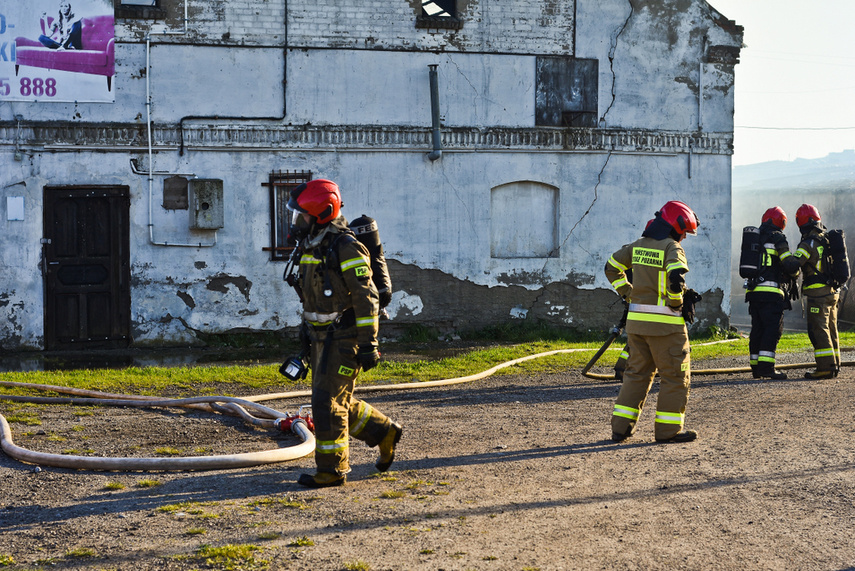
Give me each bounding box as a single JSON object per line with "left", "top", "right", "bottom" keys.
{"left": 604, "top": 201, "right": 701, "bottom": 444}
{"left": 284, "top": 179, "right": 402, "bottom": 488}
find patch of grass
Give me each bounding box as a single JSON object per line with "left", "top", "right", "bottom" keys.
{"left": 155, "top": 446, "right": 182, "bottom": 456}
{"left": 158, "top": 501, "right": 216, "bottom": 514}
{"left": 257, "top": 531, "right": 280, "bottom": 540}
{"left": 193, "top": 543, "right": 267, "bottom": 570}
{"left": 47, "top": 434, "right": 66, "bottom": 442}
{"left": 343, "top": 561, "right": 371, "bottom": 571}
{"left": 6, "top": 412, "right": 41, "bottom": 425}
{"left": 378, "top": 490, "right": 405, "bottom": 500}
{"left": 104, "top": 482, "right": 125, "bottom": 490}
{"left": 73, "top": 410, "right": 95, "bottom": 417}
{"left": 137, "top": 479, "right": 161, "bottom": 488}
{"left": 71, "top": 425, "right": 86, "bottom": 432}
{"left": 483, "top": 555, "right": 498, "bottom": 560}
{"left": 65, "top": 547, "right": 96, "bottom": 558}
{"left": 419, "top": 548, "right": 435, "bottom": 555}
{"left": 288, "top": 536, "right": 314, "bottom": 547}
{"left": 185, "top": 528, "right": 207, "bottom": 536}
{"left": 0, "top": 554, "right": 14, "bottom": 566}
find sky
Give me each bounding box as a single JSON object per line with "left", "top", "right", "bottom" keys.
{"left": 707, "top": 0, "right": 855, "bottom": 166}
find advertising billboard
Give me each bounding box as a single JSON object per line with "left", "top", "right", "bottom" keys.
{"left": 0, "top": 0, "right": 115, "bottom": 103}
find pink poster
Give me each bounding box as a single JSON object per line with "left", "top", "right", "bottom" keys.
{"left": 0, "top": 0, "right": 114, "bottom": 102}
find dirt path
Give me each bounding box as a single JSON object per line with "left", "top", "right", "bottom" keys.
{"left": 1, "top": 353, "right": 854, "bottom": 570}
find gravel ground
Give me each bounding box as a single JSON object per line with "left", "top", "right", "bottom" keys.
{"left": 1, "top": 349, "right": 854, "bottom": 571}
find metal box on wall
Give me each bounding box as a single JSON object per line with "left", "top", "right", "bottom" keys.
{"left": 189, "top": 179, "right": 224, "bottom": 229}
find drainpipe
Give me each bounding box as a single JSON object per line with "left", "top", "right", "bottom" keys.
{"left": 143, "top": 0, "right": 216, "bottom": 247}
{"left": 427, "top": 64, "right": 442, "bottom": 161}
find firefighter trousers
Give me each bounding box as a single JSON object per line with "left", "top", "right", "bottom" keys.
{"left": 309, "top": 334, "right": 392, "bottom": 475}
{"left": 805, "top": 292, "right": 840, "bottom": 371}
{"left": 748, "top": 298, "right": 786, "bottom": 374}
{"left": 612, "top": 331, "right": 691, "bottom": 440}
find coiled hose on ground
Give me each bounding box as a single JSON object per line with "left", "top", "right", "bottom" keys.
{"left": 0, "top": 340, "right": 846, "bottom": 471}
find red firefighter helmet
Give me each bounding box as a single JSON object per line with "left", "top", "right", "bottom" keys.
{"left": 796, "top": 203, "right": 821, "bottom": 228}
{"left": 762, "top": 206, "right": 787, "bottom": 230}
{"left": 658, "top": 200, "right": 699, "bottom": 236}
{"left": 287, "top": 179, "right": 342, "bottom": 224}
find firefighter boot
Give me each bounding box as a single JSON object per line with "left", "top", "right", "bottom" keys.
{"left": 655, "top": 429, "right": 698, "bottom": 444}
{"left": 376, "top": 422, "right": 403, "bottom": 472}
{"left": 805, "top": 368, "right": 835, "bottom": 379}
{"left": 757, "top": 362, "right": 787, "bottom": 380}
{"left": 297, "top": 471, "right": 346, "bottom": 488}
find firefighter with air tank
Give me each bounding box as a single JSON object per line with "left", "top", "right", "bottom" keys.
{"left": 743, "top": 207, "right": 800, "bottom": 380}
{"left": 283, "top": 179, "right": 402, "bottom": 488}
{"left": 605, "top": 201, "right": 702, "bottom": 444}
{"left": 792, "top": 204, "right": 844, "bottom": 379}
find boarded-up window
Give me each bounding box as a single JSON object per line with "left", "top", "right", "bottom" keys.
{"left": 491, "top": 181, "right": 559, "bottom": 259}
{"left": 535, "top": 57, "right": 598, "bottom": 128}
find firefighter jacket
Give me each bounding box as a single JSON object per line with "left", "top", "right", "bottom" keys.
{"left": 297, "top": 216, "right": 379, "bottom": 346}
{"left": 745, "top": 221, "right": 800, "bottom": 301}
{"left": 794, "top": 224, "right": 835, "bottom": 297}
{"left": 605, "top": 236, "right": 688, "bottom": 336}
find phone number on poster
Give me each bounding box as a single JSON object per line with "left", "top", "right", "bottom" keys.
{"left": 0, "top": 77, "right": 58, "bottom": 97}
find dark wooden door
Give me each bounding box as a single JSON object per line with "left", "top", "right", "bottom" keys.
{"left": 43, "top": 186, "right": 131, "bottom": 350}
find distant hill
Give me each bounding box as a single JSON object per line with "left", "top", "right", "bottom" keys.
{"left": 733, "top": 149, "right": 855, "bottom": 194}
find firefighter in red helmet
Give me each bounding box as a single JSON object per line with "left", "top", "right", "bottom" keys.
{"left": 286, "top": 179, "right": 402, "bottom": 488}
{"left": 792, "top": 204, "right": 841, "bottom": 378}
{"left": 605, "top": 201, "right": 700, "bottom": 443}
{"left": 744, "top": 206, "right": 800, "bottom": 379}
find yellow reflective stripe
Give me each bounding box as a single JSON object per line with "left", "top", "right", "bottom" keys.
{"left": 750, "top": 286, "right": 784, "bottom": 295}
{"left": 300, "top": 255, "right": 321, "bottom": 265}
{"left": 349, "top": 402, "right": 372, "bottom": 436}
{"left": 356, "top": 316, "right": 377, "bottom": 328}
{"left": 666, "top": 261, "right": 688, "bottom": 273}
{"left": 341, "top": 256, "right": 369, "bottom": 272}
{"left": 796, "top": 247, "right": 810, "bottom": 258}
{"left": 667, "top": 289, "right": 682, "bottom": 301}
{"left": 308, "top": 320, "right": 334, "bottom": 327}
{"left": 780, "top": 251, "right": 792, "bottom": 260}
{"left": 815, "top": 348, "right": 834, "bottom": 358}
{"left": 655, "top": 411, "right": 684, "bottom": 425}
{"left": 619, "top": 350, "right": 629, "bottom": 359}
{"left": 613, "top": 404, "right": 639, "bottom": 420}
{"left": 316, "top": 437, "right": 349, "bottom": 454}
{"left": 611, "top": 277, "right": 629, "bottom": 289}
{"left": 804, "top": 283, "right": 826, "bottom": 290}
{"left": 608, "top": 256, "right": 628, "bottom": 272}
{"left": 658, "top": 271, "right": 666, "bottom": 306}
{"left": 627, "top": 311, "right": 685, "bottom": 325}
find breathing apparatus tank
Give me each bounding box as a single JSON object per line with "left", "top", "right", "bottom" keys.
{"left": 349, "top": 215, "right": 393, "bottom": 308}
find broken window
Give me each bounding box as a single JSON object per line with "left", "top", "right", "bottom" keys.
{"left": 116, "top": 0, "right": 165, "bottom": 20}
{"left": 265, "top": 170, "right": 312, "bottom": 261}
{"left": 416, "top": 0, "right": 462, "bottom": 30}
{"left": 535, "top": 57, "right": 599, "bottom": 128}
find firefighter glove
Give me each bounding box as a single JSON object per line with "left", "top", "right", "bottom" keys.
{"left": 357, "top": 344, "right": 381, "bottom": 371}
{"left": 681, "top": 289, "right": 702, "bottom": 323}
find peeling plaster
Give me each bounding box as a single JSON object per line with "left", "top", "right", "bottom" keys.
{"left": 206, "top": 274, "right": 252, "bottom": 303}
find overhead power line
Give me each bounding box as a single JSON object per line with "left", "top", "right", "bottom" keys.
{"left": 735, "top": 125, "right": 855, "bottom": 131}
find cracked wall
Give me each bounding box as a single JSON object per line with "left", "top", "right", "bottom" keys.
{"left": 0, "top": 0, "right": 742, "bottom": 349}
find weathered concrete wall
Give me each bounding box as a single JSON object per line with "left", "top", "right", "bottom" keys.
{"left": 0, "top": 0, "right": 741, "bottom": 349}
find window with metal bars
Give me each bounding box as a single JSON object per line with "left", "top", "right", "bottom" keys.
{"left": 264, "top": 170, "right": 312, "bottom": 261}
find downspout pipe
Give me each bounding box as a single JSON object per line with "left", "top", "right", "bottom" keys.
{"left": 428, "top": 64, "right": 442, "bottom": 161}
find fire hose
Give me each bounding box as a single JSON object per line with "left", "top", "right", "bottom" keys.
{"left": 1, "top": 333, "right": 850, "bottom": 470}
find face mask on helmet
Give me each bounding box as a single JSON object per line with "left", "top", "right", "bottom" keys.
{"left": 286, "top": 206, "right": 314, "bottom": 245}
